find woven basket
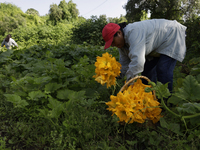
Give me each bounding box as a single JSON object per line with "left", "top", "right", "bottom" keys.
{"left": 119, "top": 76, "right": 156, "bottom": 100}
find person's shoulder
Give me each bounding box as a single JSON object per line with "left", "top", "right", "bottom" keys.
{"left": 10, "top": 38, "right": 15, "bottom": 41}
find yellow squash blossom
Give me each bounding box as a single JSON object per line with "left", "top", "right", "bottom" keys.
{"left": 93, "top": 52, "right": 121, "bottom": 88}
{"left": 106, "top": 79, "right": 162, "bottom": 124}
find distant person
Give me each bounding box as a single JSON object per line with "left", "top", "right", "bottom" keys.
{"left": 1, "top": 34, "right": 18, "bottom": 49}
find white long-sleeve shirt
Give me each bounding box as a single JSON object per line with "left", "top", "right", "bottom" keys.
{"left": 1, "top": 38, "right": 18, "bottom": 49}
{"left": 119, "top": 19, "right": 187, "bottom": 80}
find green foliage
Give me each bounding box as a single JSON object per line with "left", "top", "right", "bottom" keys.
{"left": 0, "top": 43, "right": 200, "bottom": 149}
{"left": 0, "top": 3, "right": 26, "bottom": 35}
{"left": 0, "top": 3, "right": 45, "bottom": 36}
{"left": 58, "top": 0, "right": 71, "bottom": 20}
{"left": 49, "top": 3, "right": 63, "bottom": 25}
{"left": 48, "top": 0, "right": 79, "bottom": 25}
{"left": 0, "top": 44, "right": 122, "bottom": 149}
{"left": 9, "top": 23, "right": 73, "bottom": 48}
{"left": 66, "top": 0, "right": 79, "bottom": 20}
{"left": 172, "top": 75, "right": 200, "bottom": 102}
{"left": 107, "top": 15, "right": 127, "bottom": 24}
{"left": 124, "top": 0, "right": 200, "bottom": 22}
{"left": 184, "top": 17, "right": 200, "bottom": 61}
{"left": 25, "top": 8, "right": 40, "bottom": 16}
{"left": 72, "top": 15, "right": 107, "bottom": 45}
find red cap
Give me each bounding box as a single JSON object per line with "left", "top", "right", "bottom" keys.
{"left": 102, "top": 23, "right": 120, "bottom": 49}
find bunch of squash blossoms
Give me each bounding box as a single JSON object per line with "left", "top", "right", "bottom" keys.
{"left": 93, "top": 52, "right": 121, "bottom": 88}
{"left": 93, "top": 52, "right": 162, "bottom": 124}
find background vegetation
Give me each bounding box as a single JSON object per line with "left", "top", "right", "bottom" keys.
{"left": 0, "top": 0, "right": 200, "bottom": 149}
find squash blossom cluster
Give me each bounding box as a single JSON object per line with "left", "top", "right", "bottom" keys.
{"left": 93, "top": 52, "right": 121, "bottom": 88}
{"left": 106, "top": 79, "right": 162, "bottom": 124}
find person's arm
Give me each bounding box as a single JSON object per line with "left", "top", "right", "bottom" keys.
{"left": 125, "top": 27, "right": 146, "bottom": 81}
{"left": 1, "top": 39, "right": 5, "bottom": 47}
{"left": 10, "top": 38, "right": 18, "bottom": 47}
{"left": 118, "top": 48, "right": 130, "bottom": 78}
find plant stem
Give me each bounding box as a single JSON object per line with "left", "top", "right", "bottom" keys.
{"left": 182, "top": 113, "right": 200, "bottom": 119}
{"left": 160, "top": 95, "right": 181, "bottom": 118}
{"left": 160, "top": 93, "right": 200, "bottom": 119}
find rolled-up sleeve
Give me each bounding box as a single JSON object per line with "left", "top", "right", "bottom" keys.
{"left": 125, "top": 28, "right": 146, "bottom": 80}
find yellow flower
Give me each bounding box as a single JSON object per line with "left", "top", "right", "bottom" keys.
{"left": 106, "top": 79, "right": 162, "bottom": 124}
{"left": 93, "top": 52, "right": 121, "bottom": 88}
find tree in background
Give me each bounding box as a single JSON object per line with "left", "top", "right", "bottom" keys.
{"left": 181, "top": 0, "right": 200, "bottom": 20}
{"left": 124, "top": 0, "right": 200, "bottom": 22}
{"left": 25, "top": 8, "right": 40, "bottom": 16}
{"left": 67, "top": 0, "right": 79, "bottom": 20}
{"left": 58, "top": 0, "right": 71, "bottom": 20}
{"left": 72, "top": 15, "right": 107, "bottom": 46}
{"left": 49, "top": 4, "right": 63, "bottom": 25}
{"left": 107, "top": 14, "right": 127, "bottom": 24}
{"left": 0, "top": 3, "right": 26, "bottom": 35}
{"left": 49, "top": 0, "right": 79, "bottom": 25}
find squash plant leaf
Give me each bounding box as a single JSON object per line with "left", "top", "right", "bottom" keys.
{"left": 34, "top": 76, "right": 52, "bottom": 84}
{"left": 168, "top": 123, "right": 183, "bottom": 136}
{"left": 126, "top": 140, "right": 138, "bottom": 146}
{"left": 28, "top": 90, "right": 46, "bottom": 101}
{"left": 57, "top": 89, "right": 74, "bottom": 100}
{"left": 190, "top": 64, "right": 200, "bottom": 76}
{"left": 176, "top": 103, "right": 198, "bottom": 115}
{"left": 64, "top": 90, "right": 86, "bottom": 110}
{"left": 45, "top": 83, "right": 63, "bottom": 94}
{"left": 154, "top": 82, "right": 171, "bottom": 99}
{"left": 159, "top": 117, "right": 168, "bottom": 129}
{"left": 167, "top": 95, "right": 184, "bottom": 105}
{"left": 68, "top": 90, "right": 85, "bottom": 101}
{"left": 175, "top": 75, "right": 200, "bottom": 101}
{"left": 196, "top": 74, "right": 200, "bottom": 83}
{"left": 4, "top": 94, "right": 29, "bottom": 108}
{"left": 192, "top": 103, "right": 200, "bottom": 111}
{"left": 189, "top": 116, "right": 200, "bottom": 126}
{"left": 47, "top": 96, "right": 64, "bottom": 119}
{"left": 160, "top": 118, "right": 183, "bottom": 135}
{"left": 189, "top": 57, "right": 200, "bottom": 65}
{"left": 38, "top": 108, "right": 49, "bottom": 118}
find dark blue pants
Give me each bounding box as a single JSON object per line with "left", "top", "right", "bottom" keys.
{"left": 141, "top": 54, "right": 177, "bottom": 92}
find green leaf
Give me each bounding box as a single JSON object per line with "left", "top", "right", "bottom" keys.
{"left": 47, "top": 96, "right": 64, "bottom": 118}
{"left": 57, "top": 89, "right": 73, "bottom": 100}
{"left": 176, "top": 103, "right": 198, "bottom": 115}
{"left": 34, "top": 76, "right": 52, "bottom": 84}
{"left": 192, "top": 103, "right": 200, "bottom": 111}
{"left": 189, "top": 116, "right": 200, "bottom": 126}
{"left": 38, "top": 108, "right": 49, "bottom": 118}
{"left": 189, "top": 57, "right": 200, "bottom": 65}
{"left": 155, "top": 82, "right": 171, "bottom": 99}
{"left": 4, "top": 94, "right": 29, "bottom": 107}
{"left": 167, "top": 95, "right": 184, "bottom": 105}
{"left": 190, "top": 65, "right": 200, "bottom": 76}
{"left": 68, "top": 90, "right": 85, "bottom": 101}
{"left": 28, "top": 90, "right": 46, "bottom": 101}
{"left": 126, "top": 140, "right": 137, "bottom": 146}
{"left": 160, "top": 118, "right": 183, "bottom": 135}
{"left": 168, "top": 123, "right": 183, "bottom": 135}
{"left": 196, "top": 74, "right": 200, "bottom": 83}
{"left": 159, "top": 117, "right": 168, "bottom": 129}
{"left": 175, "top": 75, "right": 200, "bottom": 101}
{"left": 45, "top": 83, "right": 63, "bottom": 93}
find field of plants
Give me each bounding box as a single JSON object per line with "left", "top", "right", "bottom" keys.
{"left": 0, "top": 1, "right": 200, "bottom": 150}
